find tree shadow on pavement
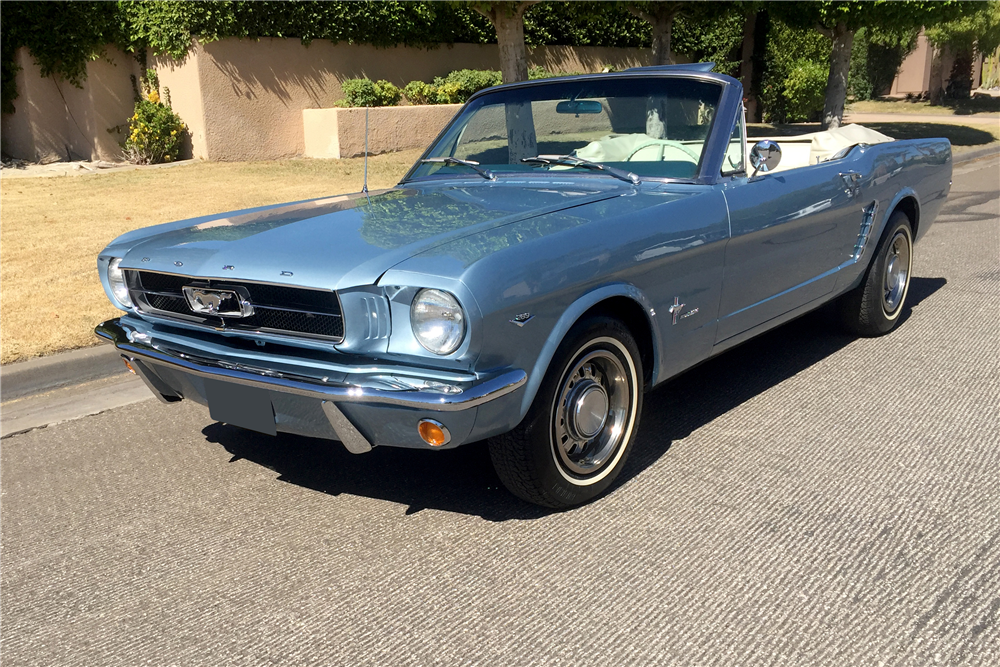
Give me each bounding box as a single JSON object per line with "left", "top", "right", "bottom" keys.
{"left": 203, "top": 277, "right": 946, "bottom": 522}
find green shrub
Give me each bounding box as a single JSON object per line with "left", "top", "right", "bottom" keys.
{"left": 123, "top": 70, "right": 185, "bottom": 164}
{"left": 340, "top": 78, "right": 402, "bottom": 107}
{"left": 760, "top": 23, "right": 831, "bottom": 123}
{"left": 433, "top": 81, "right": 464, "bottom": 104}
{"left": 404, "top": 68, "right": 594, "bottom": 106}
{"left": 403, "top": 80, "right": 437, "bottom": 105}
{"left": 783, "top": 60, "right": 829, "bottom": 122}
{"left": 849, "top": 27, "right": 919, "bottom": 101}
{"left": 528, "top": 65, "right": 548, "bottom": 79}
{"left": 431, "top": 69, "right": 502, "bottom": 103}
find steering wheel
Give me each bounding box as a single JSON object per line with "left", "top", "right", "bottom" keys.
{"left": 626, "top": 140, "right": 700, "bottom": 163}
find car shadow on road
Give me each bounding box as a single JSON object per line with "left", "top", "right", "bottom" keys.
{"left": 202, "top": 276, "right": 946, "bottom": 522}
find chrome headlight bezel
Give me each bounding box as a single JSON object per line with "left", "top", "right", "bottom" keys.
{"left": 107, "top": 257, "right": 133, "bottom": 308}
{"left": 409, "top": 288, "right": 466, "bottom": 356}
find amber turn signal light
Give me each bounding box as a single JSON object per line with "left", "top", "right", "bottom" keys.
{"left": 418, "top": 419, "right": 451, "bottom": 447}
{"left": 123, "top": 358, "right": 136, "bottom": 374}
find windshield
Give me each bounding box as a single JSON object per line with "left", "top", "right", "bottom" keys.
{"left": 409, "top": 76, "right": 724, "bottom": 182}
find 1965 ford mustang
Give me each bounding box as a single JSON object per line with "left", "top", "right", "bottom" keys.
{"left": 96, "top": 64, "right": 951, "bottom": 508}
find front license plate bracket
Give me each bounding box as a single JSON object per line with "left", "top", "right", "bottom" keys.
{"left": 204, "top": 379, "right": 276, "bottom": 436}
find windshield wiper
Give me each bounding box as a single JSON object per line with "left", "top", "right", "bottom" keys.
{"left": 520, "top": 155, "right": 640, "bottom": 185}
{"left": 420, "top": 157, "right": 496, "bottom": 181}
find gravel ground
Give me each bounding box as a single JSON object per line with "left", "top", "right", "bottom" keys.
{"left": 1, "top": 157, "right": 998, "bottom": 667}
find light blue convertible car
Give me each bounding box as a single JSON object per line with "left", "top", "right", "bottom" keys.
{"left": 96, "top": 64, "right": 951, "bottom": 507}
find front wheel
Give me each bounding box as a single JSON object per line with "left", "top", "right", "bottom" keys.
{"left": 838, "top": 211, "right": 913, "bottom": 337}
{"left": 488, "top": 317, "right": 643, "bottom": 508}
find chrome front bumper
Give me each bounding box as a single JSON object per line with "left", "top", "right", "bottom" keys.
{"left": 96, "top": 318, "right": 526, "bottom": 453}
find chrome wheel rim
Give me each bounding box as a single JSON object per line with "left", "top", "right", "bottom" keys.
{"left": 552, "top": 348, "right": 631, "bottom": 477}
{"left": 882, "top": 230, "right": 911, "bottom": 315}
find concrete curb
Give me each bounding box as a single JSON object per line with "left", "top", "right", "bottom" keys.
{"left": 1, "top": 342, "right": 126, "bottom": 403}
{"left": 953, "top": 144, "right": 1000, "bottom": 164}
{"left": 2, "top": 149, "right": 996, "bottom": 403}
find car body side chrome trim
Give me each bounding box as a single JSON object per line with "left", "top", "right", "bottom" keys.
{"left": 96, "top": 318, "right": 526, "bottom": 412}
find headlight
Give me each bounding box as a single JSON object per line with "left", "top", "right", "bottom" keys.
{"left": 410, "top": 289, "right": 465, "bottom": 355}
{"left": 107, "top": 258, "right": 133, "bottom": 308}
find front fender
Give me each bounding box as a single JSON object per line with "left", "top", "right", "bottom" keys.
{"left": 518, "top": 283, "right": 660, "bottom": 418}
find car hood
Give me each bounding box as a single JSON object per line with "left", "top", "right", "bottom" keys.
{"left": 112, "top": 179, "right": 625, "bottom": 289}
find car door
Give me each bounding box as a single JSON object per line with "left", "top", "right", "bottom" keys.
{"left": 716, "top": 156, "right": 866, "bottom": 343}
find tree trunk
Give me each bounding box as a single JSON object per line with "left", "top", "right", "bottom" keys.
{"left": 740, "top": 12, "right": 757, "bottom": 121}
{"left": 822, "top": 22, "right": 855, "bottom": 130}
{"left": 651, "top": 16, "right": 674, "bottom": 66}
{"left": 475, "top": 3, "right": 536, "bottom": 162}
{"left": 928, "top": 43, "right": 951, "bottom": 105}
{"left": 505, "top": 101, "right": 537, "bottom": 163}
{"left": 492, "top": 8, "right": 530, "bottom": 84}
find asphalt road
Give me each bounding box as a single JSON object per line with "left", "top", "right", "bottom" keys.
{"left": 2, "top": 156, "right": 998, "bottom": 667}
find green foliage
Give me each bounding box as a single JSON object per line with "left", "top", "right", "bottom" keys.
{"left": 526, "top": 65, "right": 585, "bottom": 79}
{"left": 124, "top": 70, "right": 185, "bottom": 164}
{"left": 760, "top": 22, "right": 831, "bottom": 122}
{"left": 433, "top": 69, "right": 503, "bottom": 101}
{"left": 400, "top": 69, "right": 503, "bottom": 107}
{"left": 783, "top": 60, "right": 829, "bottom": 121}
{"left": 1, "top": 1, "right": 123, "bottom": 114}
{"left": 926, "top": 1, "right": 1000, "bottom": 55}
{"left": 401, "top": 66, "right": 582, "bottom": 106}
{"left": 523, "top": 2, "right": 649, "bottom": 48}
{"left": 340, "top": 78, "right": 402, "bottom": 107}
{"left": 849, "top": 27, "right": 920, "bottom": 101}
{"left": 528, "top": 65, "right": 549, "bottom": 79}
{"left": 433, "top": 82, "right": 466, "bottom": 105}
{"left": 774, "top": 1, "right": 975, "bottom": 35}
{"left": 403, "top": 80, "right": 437, "bottom": 106}
{"left": 119, "top": 1, "right": 495, "bottom": 58}
{"left": 673, "top": 10, "right": 745, "bottom": 78}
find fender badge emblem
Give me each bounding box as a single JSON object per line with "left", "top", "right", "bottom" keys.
{"left": 174, "top": 261, "right": 183, "bottom": 267}
{"left": 510, "top": 313, "right": 534, "bottom": 327}
{"left": 281, "top": 271, "right": 294, "bottom": 276}
{"left": 668, "top": 297, "right": 685, "bottom": 325}
{"left": 680, "top": 308, "right": 699, "bottom": 320}
{"left": 141, "top": 257, "right": 150, "bottom": 262}
{"left": 222, "top": 265, "right": 235, "bottom": 271}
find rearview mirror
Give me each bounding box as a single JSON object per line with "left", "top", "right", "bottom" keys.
{"left": 749, "top": 140, "right": 781, "bottom": 177}
{"left": 556, "top": 100, "right": 603, "bottom": 115}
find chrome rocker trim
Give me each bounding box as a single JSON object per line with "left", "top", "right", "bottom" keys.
{"left": 96, "top": 318, "right": 527, "bottom": 454}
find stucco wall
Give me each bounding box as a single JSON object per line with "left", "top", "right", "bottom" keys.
{"left": 889, "top": 31, "right": 984, "bottom": 97}
{"left": 891, "top": 33, "right": 934, "bottom": 96}
{"left": 304, "top": 105, "right": 463, "bottom": 159}
{"left": 1, "top": 46, "right": 141, "bottom": 162}
{"left": 151, "top": 49, "right": 207, "bottom": 160}
{"left": 187, "top": 38, "right": 653, "bottom": 161}
{"left": 2, "top": 38, "right": 653, "bottom": 163}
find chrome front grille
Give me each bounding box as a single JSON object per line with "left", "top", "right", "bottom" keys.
{"left": 126, "top": 270, "right": 344, "bottom": 341}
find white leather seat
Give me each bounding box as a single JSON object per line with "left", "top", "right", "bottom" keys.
{"left": 755, "top": 124, "right": 894, "bottom": 172}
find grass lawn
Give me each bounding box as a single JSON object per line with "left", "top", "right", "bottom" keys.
{"left": 848, "top": 97, "right": 1000, "bottom": 116}
{"left": 0, "top": 151, "right": 420, "bottom": 364}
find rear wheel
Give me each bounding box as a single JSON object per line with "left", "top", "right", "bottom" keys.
{"left": 839, "top": 210, "right": 913, "bottom": 337}
{"left": 488, "top": 316, "right": 643, "bottom": 508}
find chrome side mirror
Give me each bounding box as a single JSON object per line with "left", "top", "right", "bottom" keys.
{"left": 749, "top": 140, "right": 781, "bottom": 177}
